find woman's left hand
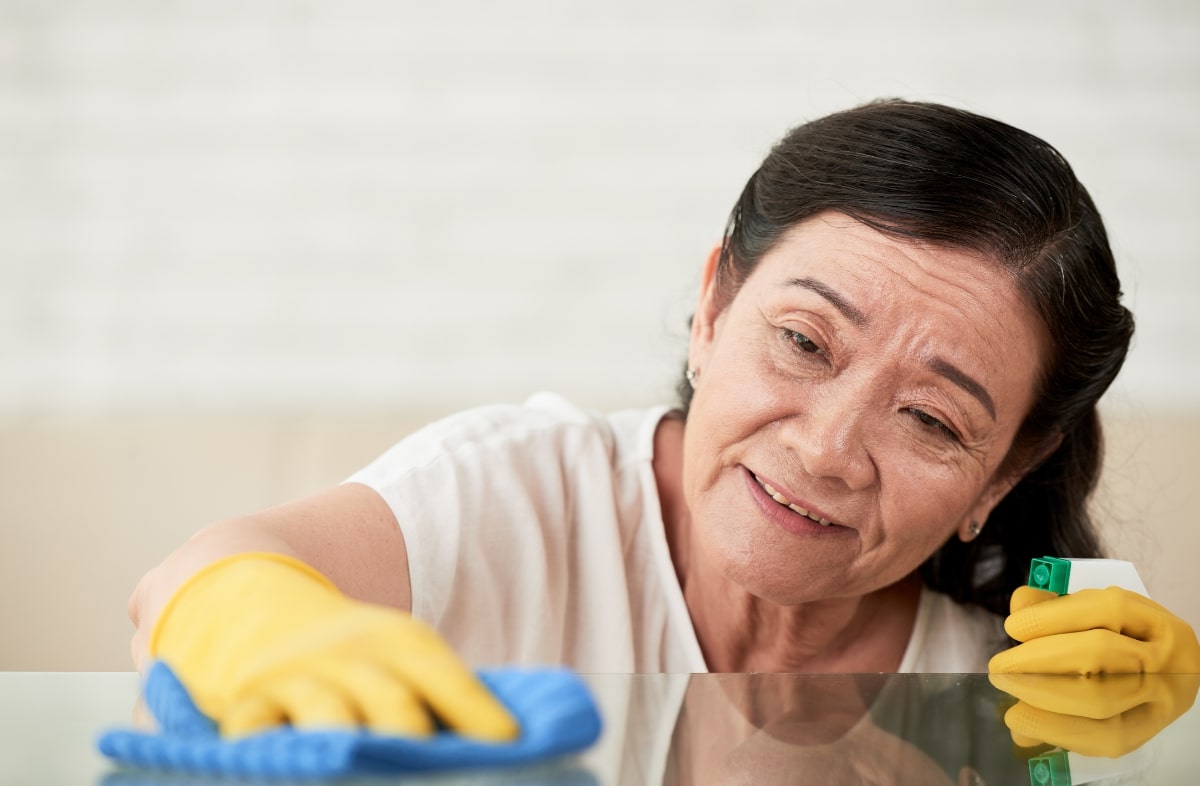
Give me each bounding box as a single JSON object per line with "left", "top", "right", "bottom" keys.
{"left": 988, "top": 586, "right": 1200, "bottom": 674}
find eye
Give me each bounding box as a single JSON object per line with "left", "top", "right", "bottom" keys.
{"left": 784, "top": 329, "right": 825, "bottom": 356}
{"left": 907, "top": 407, "right": 960, "bottom": 442}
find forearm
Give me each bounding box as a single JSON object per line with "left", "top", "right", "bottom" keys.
{"left": 128, "top": 520, "right": 300, "bottom": 673}
{"left": 127, "top": 527, "right": 516, "bottom": 742}
{"left": 128, "top": 482, "right": 412, "bottom": 673}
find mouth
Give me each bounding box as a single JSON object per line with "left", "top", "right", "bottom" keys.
{"left": 750, "top": 472, "right": 835, "bottom": 526}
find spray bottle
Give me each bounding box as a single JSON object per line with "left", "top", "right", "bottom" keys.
{"left": 1022, "top": 557, "right": 1150, "bottom": 786}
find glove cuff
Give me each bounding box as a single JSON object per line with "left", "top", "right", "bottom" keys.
{"left": 149, "top": 552, "right": 341, "bottom": 657}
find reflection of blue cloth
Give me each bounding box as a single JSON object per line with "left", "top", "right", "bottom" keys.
{"left": 98, "top": 661, "right": 603, "bottom": 779}
{"left": 99, "top": 766, "right": 600, "bottom": 786}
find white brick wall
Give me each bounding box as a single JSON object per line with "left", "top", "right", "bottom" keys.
{"left": 3, "top": 0, "right": 1198, "bottom": 413}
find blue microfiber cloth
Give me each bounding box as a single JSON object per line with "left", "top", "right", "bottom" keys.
{"left": 98, "top": 661, "right": 603, "bottom": 779}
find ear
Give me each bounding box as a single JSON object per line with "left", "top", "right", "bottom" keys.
{"left": 957, "top": 474, "right": 1020, "bottom": 543}
{"left": 958, "top": 432, "right": 1063, "bottom": 542}
{"left": 688, "top": 242, "right": 726, "bottom": 373}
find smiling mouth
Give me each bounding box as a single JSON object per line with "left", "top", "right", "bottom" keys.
{"left": 751, "top": 473, "right": 834, "bottom": 526}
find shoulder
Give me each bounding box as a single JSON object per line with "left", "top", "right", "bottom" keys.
{"left": 348, "top": 392, "right": 668, "bottom": 493}
{"left": 378, "top": 392, "right": 609, "bottom": 456}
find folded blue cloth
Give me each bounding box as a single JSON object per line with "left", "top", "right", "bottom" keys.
{"left": 98, "top": 661, "right": 603, "bottom": 779}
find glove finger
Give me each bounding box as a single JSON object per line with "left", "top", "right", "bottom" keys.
{"left": 1005, "top": 587, "right": 1167, "bottom": 643}
{"left": 222, "top": 693, "right": 288, "bottom": 738}
{"left": 377, "top": 619, "right": 519, "bottom": 741}
{"left": 1009, "top": 729, "right": 1043, "bottom": 748}
{"left": 989, "top": 629, "right": 1148, "bottom": 675}
{"left": 1004, "top": 700, "right": 1162, "bottom": 758}
{"left": 322, "top": 660, "right": 435, "bottom": 738}
{"left": 264, "top": 674, "right": 361, "bottom": 731}
{"left": 1010, "top": 585, "right": 1058, "bottom": 614}
{"left": 988, "top": 673, "right": 1154, "bottom": 719}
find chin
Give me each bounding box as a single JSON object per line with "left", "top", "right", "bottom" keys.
{"left": 718, "top": 547, "right": 837, "bottom": 606}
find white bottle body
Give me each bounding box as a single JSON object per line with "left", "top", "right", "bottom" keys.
{"left": 1062, "top": 558, "right": 1149, "bottom": 597}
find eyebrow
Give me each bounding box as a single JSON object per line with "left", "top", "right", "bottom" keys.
{"left": 929, "top": 357, "right": 996, "bottom": 421}
{"left": 783, "top": 276, "right": 997, "bottom": 420}
{"left": 784, "top": 277, "right": 868, "bottom": 327}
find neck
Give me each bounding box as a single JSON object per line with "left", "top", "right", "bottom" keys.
{"left": 685, "top": 570, "right": 921, "bottom": 673}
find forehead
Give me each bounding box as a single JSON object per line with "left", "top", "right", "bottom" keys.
{"left": 746, "top": 214, "right": 1017, "bottom": 306}
{"left": 737, "top": 213, "right": 1047, "bottom": 416}
{"left": 739, "top": 214, "right": 1034, "bottom": 326}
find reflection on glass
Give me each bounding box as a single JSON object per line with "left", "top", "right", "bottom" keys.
{"left": 589, "top": 673, "right": 1199, "bottom": 785}
{"left": 991, "top": 672, "right": 1200, "bottom": 785}
{"left": 98, "top": 762, "right": 597, "bottom": 786}
{"left": 93, "top": 674, "right": 1200, "bottom": 786}
{"left": 656, "top": 674, "right": 1021, "bottom": 785}
{"left": 989, "top": 673, "right": 1200, "bottom": 756}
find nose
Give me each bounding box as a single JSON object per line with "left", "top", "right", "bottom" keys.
{"left": 776, "top": 390, "right": 877, "bottom": 492}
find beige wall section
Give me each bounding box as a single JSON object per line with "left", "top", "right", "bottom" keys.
{"left": 0, "top": 412, "right": 440, "bottom": 672}
{"left": 1, "top": 410, "right": 1197, "bottom": 671}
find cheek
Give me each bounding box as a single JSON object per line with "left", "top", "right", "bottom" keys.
{"left": 876, "top": 459, "right": 984, "bottom": 542}
{"left": 687, "top": 356, "right": 797, "bottom": 458}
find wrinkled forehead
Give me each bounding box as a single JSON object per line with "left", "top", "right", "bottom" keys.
{"left": 742, "top": 213, "right": 1026, "bottom": 311}
{"left": 722, "top": 210, "right": 1018, "bottom": 299}
{"left": 738, "top": 213, "right": 1048, "bottom": 412}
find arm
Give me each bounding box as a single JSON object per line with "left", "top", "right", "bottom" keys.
{"left": 127, "top": 481, "right": 517, "bottom": 740}
{"left": 128, "top": 482, "right": 411, "bottom": 674}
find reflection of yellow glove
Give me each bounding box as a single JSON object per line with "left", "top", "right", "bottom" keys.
{"left": 151, "top": 552, "right": 519, "bottom": 740}
{"left": 988, "top": 585, "right": 1200, "bottom": 674}
{"left": 989, "top": 672, "right": 1200, "bottom": 757}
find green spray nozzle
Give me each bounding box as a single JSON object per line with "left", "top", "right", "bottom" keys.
{"left": 1028, "top": 750, "right": 1071, "bottom": 785}
{"left": 1028, "top": 557, "right": 1072, "bottom": 595}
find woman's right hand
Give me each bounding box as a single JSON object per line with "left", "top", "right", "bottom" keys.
{"left": 150, "top": 551, "right": 519, "bottom": 741}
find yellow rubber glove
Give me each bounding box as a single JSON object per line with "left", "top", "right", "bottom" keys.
{"left": 989, "top": 672, "right": 1200, "bottom": 757}
{"left": 988, "top": 585, "right": 1200, "bottom": 675}
{"left": 150, "top": 552, "right": 520, "bottom": 740}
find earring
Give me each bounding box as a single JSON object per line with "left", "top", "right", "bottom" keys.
{"left": 964, "top": 521, "right": 983, "bottom": 541}
{"left": 685, "top": 367, "right": 698, "bottom": 388}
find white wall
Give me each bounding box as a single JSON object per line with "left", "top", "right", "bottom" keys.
{"left": 3, "top": 0, "right": 1198, "bottom": 415}
{"left": 2, "top": 1, "right": 1199, "bottom": 670}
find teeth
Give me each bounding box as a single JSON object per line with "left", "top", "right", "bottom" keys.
{"left": 755, "top": 475, "right": 832, "bottom": 526}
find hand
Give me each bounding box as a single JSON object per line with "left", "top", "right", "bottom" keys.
{"left": 988, "top": 585, "right": 1200, "bottom": 674}
{"left": 151, "top": 552, "right": 519, "bottom": 740}
{"left": 989, "top": 672, "right": 1200, "bottom": 758}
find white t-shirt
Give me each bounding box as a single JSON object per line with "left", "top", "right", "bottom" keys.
{"left": 347, "top": 393, "right": 1007, "bottom": 673}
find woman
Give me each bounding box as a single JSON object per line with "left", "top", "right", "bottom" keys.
{"left": 129, "top": 100, "right": 1200, "bottom": 742}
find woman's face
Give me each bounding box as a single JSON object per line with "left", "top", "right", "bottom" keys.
{"left": 682, "top": 212, "right": 1047, "bottom": 604}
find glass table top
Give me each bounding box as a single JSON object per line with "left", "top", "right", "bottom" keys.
{"left": 2, "top": 671, "right": 1197, "bottom": 784}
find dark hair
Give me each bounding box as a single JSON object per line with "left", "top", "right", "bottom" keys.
{"left": 676, "top": 100, "right": 1134, "bottom": 616}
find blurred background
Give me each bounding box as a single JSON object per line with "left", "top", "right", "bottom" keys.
{"left": 2, "top": 0, "right": 1198, "bottom": 670}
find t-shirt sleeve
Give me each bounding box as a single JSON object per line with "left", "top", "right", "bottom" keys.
{"left": 344, "top": 394, "right": 623, "bottom": 666}
{"left": 903, "top": 588, "right": 1008, "bottom": 672}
